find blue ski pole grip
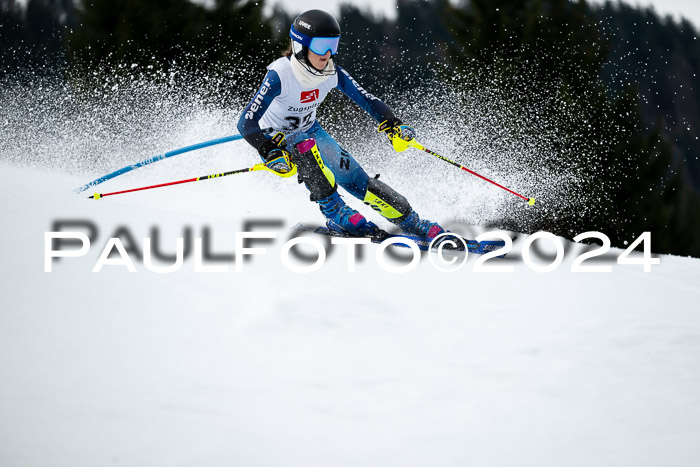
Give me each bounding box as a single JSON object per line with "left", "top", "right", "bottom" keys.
{"left": 73, "top": 134, "right": 244, "bottom": 193}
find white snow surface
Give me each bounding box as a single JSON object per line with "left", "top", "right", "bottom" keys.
{"left": 1, "top": 159, "right": 700, "bottom": 467}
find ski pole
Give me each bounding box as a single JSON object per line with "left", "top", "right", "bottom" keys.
{"left": 413, "top": 140, "right": 535, "bottom": 205}
{"left": 74, "top": 134, "right": 244, "bottom": 194}
{"left": 388, "top": 129, "right": 535, "bottom": 206}
{"left": 89, "top": 162, "right": 296, "bottom": 200}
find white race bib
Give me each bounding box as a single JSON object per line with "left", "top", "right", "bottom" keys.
{"left": 258, "top": 57, "right": 338, "bottom": 133}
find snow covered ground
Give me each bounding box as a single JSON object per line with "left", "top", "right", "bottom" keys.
{"left": 1, "top": 158, "right": 700, "bottom": 467}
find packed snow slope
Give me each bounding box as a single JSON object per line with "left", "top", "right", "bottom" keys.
{"left": 1, "top": 158, "right": 700, "bottom": 467}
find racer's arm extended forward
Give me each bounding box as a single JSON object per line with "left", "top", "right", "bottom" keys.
{"left": 335, "top": 65, "right": 396, "bottom": 124}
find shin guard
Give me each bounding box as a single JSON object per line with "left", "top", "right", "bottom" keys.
{"left": 362, "top": 177, "right": 412, "bottom": 223}
{"left": 292, "top": 138, "right": 337, "bottom": 202}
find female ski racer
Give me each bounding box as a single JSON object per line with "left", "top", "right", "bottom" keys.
{"left": 237, "top": 9, "right": 445, "bottom": 240}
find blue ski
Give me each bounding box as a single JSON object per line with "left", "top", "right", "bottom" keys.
{"left": 292, "top": 223, "right": 507, "bottom": 255}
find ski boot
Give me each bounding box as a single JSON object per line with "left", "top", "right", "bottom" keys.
{"left": 318, "top": 191, "right": 380, "bottom": 237}
{"left": 398, "top": 210, "right": 445, "bottom": 240}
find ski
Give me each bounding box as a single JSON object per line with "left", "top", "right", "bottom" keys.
{"left": 292, "top": 223, "right": 507, "bottom": 255}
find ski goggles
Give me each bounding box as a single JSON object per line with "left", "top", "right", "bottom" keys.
{"left": 290, "top": 25, "right": 340, "bottom": 56}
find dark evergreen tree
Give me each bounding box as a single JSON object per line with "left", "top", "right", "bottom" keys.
{"left": 438, "top": 0, "right": 700, "bottom": 256}
{"left": 1, "top": 0, "right": 74, "bottom": 78}
{"left": 66, "top": 0, "right": 277, "bottom": 73}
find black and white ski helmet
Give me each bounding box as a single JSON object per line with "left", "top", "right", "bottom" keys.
{"left": 289, "top": 9, "right": 341, "bottom": 70}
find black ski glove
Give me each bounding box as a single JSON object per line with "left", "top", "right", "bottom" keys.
{"left": 378, "top": 117, "right": 403, "bottom": 140}
{"left": 378, "top": 118, "right": 416, "bottom": 152}
{"left": 258, "top": 135, "right": 292, "bottom": 174}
